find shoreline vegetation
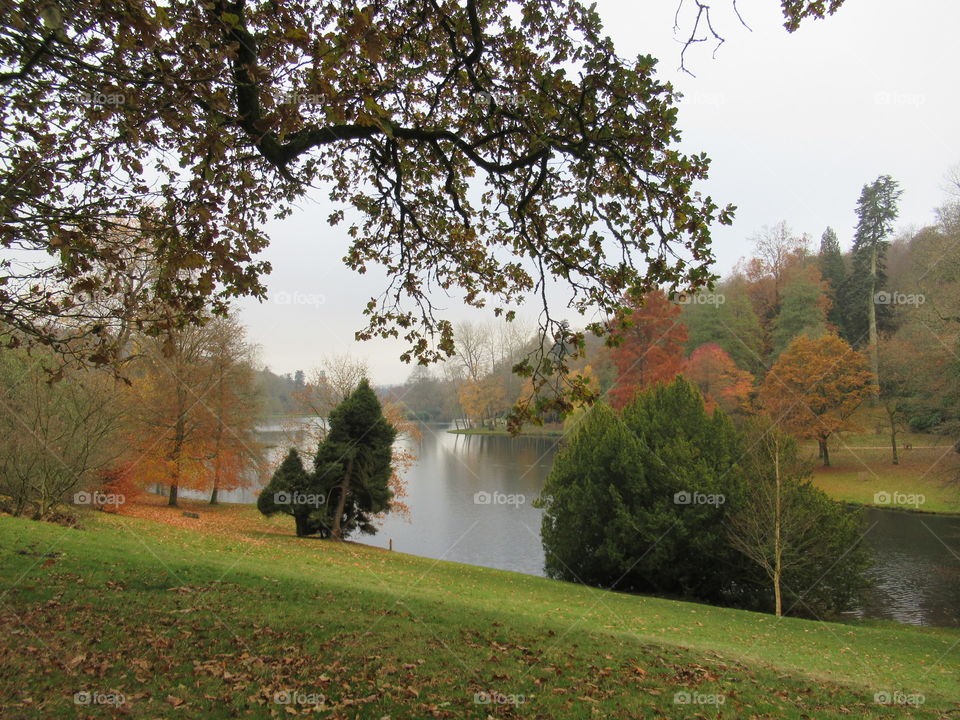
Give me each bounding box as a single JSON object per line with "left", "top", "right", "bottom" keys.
{"left": 1, "top": 500, "right": 957, "bottom": 718}
{"left": 445, "top": 425, "right": 960, "bottom": 515}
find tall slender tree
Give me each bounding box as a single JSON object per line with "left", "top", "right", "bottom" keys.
{"left": 846, "top": 176, "right": 903, "bottom": 396}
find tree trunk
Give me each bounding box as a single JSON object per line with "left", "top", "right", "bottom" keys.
{"left": 885, "top": 400, "right": 900, "bottom": 465}
{"left": 818, "top": 437, "right": 830, "bottom": 467}
{"left": 867, "top": 245, "right": 880, "bottom": 403}
{"left": 169, "top": 391, "right": 186, "bottom": 507}
{"left": 209, "top": 485, "right": 218, "bottom": 504}
{"left": 294, "top": 513, "right": 310, "bottom": 537}
{"left": 773, "top": 436, "right": 783, "bottom": 617}
{"left": 330, "top": 458, "right": 353, "bottom": 540}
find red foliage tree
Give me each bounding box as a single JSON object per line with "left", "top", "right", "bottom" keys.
{"left": 608, "top": 290, "right": 687, "bottom": 410}
{"left": 683, "top": 343, "right": 754, "bottom": 415}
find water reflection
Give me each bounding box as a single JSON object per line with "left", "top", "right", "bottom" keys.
{"left": 856, "top": 507, "right": 960, "bottom": 627}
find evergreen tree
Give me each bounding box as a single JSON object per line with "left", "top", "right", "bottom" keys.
{"left": 818, "top": 227, "right": 846, "bottom": 331}
{"left": 842, "top": 176, "right": 902, "bottom": 389}
{"left": 315, "top": 379, "right": 397, "bottom": 539}
{"left": 257, "top": 448, "right": 328, "bottom": 537}
{"left": 770, "top": 271, "right": 828, "bottom": 359}
{"left": 539, "top": 378, "right": 751, "bottom": 605}
{"left": 538, "top": 403, "right": 646, "bottom": 588}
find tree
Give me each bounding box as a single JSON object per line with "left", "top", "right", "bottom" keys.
{"left": 257, "top": 448, "right": 324, "bottom": 537}
{"left": 3, "top": 0, "right": 753, "bottom": 403}
{"left": 877, "top": 329, "right": 931, "bottom": 464}
{"left": 539, "top": 378, "right": 751, "bottom": 605}
{"left": 683, "top": 343, "right": 753, "bottom": 415}
{"left": 607, "top": 290, "right": 687, "bottom": 410}
{"left": 314, "top": 380, "right": 397, "bottom": 540}
{"left": 818, "top": 227, "right": 846, "bottom": 331}
{"left": 728, "top": 420, "right": 869, "bottom": 618}
{"left": 202, "top": 317, "right": 263, "bottom": 503}
{"left": 128, "top": 322, "right": 220, "bottom": 506}
{"left": 289, "top": 354, "right": 370, "bottom": 449}
{"left": 769, "top": 265, "right": 830, "bottom": 359}
{"left": 741, "top": 222, "right": 810, "bottom": 326}
{"left": 844, "top": 175, "right": 903, "bottom": 393}
{"left": 728, "top": 418, "right": 867, "bottom": 617}
{"left": 0, "top": 347, "right": 124, "bottom": 519}
{"left": 681, "top": 277, "right": 765, "bottom": 374}
{"left": 760, "top": 334, "right": 875, "bottom": 466}
{"left": 458, "top": 375, "right": 507, "bottom": 429}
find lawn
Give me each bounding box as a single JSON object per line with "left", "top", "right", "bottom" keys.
{"left": 809, "top": 434, "right": 960, "bottom": 514}
{"left": 1, "top": 498, "right": 957, "bottom": 718}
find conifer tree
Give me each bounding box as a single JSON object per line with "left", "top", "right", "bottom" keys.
{"left": 315, "top": 379, "right": 397, "bottom": 540}
{"left": 257, "top": 448, "right": 326, "bottom": 537}
{"left": 842, "top": 176, "right": 902, "bottom": 392}
{"left": 818, "top": 227, "right": 847, "bottom": 331}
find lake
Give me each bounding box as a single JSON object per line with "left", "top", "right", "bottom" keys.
{"left": 209, "top": 421, "right": 960, "bottom": 627}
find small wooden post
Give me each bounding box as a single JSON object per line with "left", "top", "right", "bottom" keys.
{"left": 389, "top": 538, "right": 393, "bottom": 551}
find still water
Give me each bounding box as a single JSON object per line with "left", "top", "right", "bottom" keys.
{"left": 209, "top": 421, "right": 960, "bottom": 627}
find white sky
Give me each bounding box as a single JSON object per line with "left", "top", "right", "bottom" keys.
{"left": 236, "top": 0, "right": 960, "bottom": 384}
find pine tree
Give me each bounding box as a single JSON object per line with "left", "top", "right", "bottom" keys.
{"left": 257, "top": 448, "right": 326, "bottom": 537}
{"left": 843, "top": 176, "right": 902, "bottom": 392}
{"left": 315, "top": 379, "right": 397, "bottom": 539}
{"left": 818, "top": 227, "right": 846, "bottom": 331}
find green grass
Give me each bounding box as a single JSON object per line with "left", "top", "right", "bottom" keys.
{"left": 808, "top": 436, "right": 960, "bottom": 514}
{"left": 1, "top": 504, "right": 957, "bottom": 718}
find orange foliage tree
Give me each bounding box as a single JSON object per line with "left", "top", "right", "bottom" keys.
{"left": 608, "top": 290, "right": 687, "bottom": 410}
{"left": 683, "top": 343, "right": 753, "bottom": 415}
{"left": 759, "top": 334, "right": 875, "bottom": 466}
{"left": 458, "top": 375, "right": 507, "bottom": 428}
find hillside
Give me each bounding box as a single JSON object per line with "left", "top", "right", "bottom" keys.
{"left": 0, "top": 500, "right": 956, "bottom": 719}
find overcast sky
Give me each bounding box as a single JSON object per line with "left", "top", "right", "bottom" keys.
{"left": 236, "top": 0, "right": 960, "bottom": 385}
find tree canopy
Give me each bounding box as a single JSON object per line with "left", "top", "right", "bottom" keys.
{"left": 1, "top": 0, "right": 843, "bottom": 412}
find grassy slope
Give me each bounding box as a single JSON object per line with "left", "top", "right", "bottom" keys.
{"left": 808, "top": 430, "right": 960, "bottom": 514}
{"left": 1, "top": 502, "right": 957, "bottom": 719}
